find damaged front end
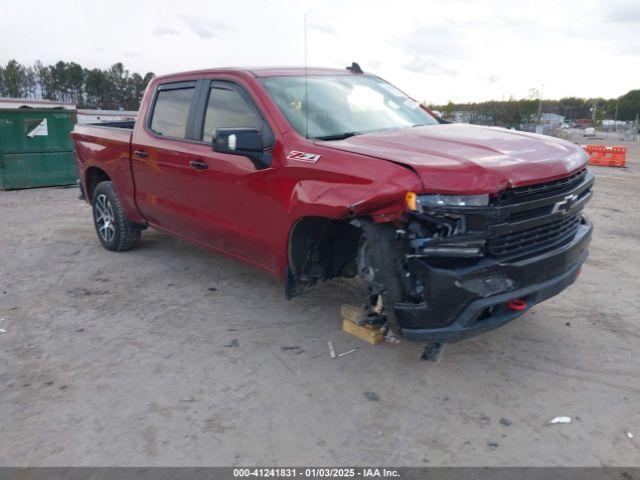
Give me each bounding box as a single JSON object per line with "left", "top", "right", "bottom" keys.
{"left": 288, "top": 169, "right": 594, "bottom": 344}
{"left": 367, "top": 169, "right": 593, "bottom": 343}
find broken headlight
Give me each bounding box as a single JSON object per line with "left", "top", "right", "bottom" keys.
{"left": 418, "top": 193, "right": 489, "bottom": 208}
{"left": 406, "top": 194, "right": 489, "bottom": 258}
{"left": 408, "top": 214, "right": 485, "bottom": 257}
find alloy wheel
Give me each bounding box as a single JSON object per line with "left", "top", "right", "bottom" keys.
{"left": 95, "top": 194, "right": 116, "bottom": 243}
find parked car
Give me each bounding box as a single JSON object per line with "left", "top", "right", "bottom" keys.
{"left": 71, "top": 66, "right": 593, "bottom": 349}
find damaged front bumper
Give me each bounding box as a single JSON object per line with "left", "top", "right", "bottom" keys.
{"left": 397, "top": 217, "right": 592, "bottom": 343}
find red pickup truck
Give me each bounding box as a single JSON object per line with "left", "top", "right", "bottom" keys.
{"left": 71, "top": 65, "right": 593, "bottom": 348}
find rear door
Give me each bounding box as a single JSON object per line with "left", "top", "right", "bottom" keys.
{"left": 130, "top": 81, "right": 207, "bottom": 238}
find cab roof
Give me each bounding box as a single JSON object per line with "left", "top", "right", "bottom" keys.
{"left": 153, "top": 66, "right": 366, "bottom": 82}
{"left": 248, "top": 67, "right": 360, "bottom": 77}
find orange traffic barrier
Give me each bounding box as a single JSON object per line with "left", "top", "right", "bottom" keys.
{"left": 582, "top": 144, "right": 626, "bottom": 167}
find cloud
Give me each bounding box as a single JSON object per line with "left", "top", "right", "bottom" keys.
{"left": 607, "top": 0, "right": 640, "bottom": 23}
{"left": 153, "top": 25, "right": 179, "bottom": 37}
{"left": 307, "top": 17, "right": 337, "bottom": 35}
{"left": 612, "top": 41, "right": 640, "bottom": 56}
{"left": 179, "top": 15, "right": 232, "bottom": 39}
{"left": 402, "top": 57, "right": 457, "bottom": 76}
{"left": 368, "top": 59, "right": 382, "bottom": 70}
{"left": 3, "top": 0, "right": 639, "bottom": 104}
{"left": 395, "top": 23, "right": 467, "bottom": 60}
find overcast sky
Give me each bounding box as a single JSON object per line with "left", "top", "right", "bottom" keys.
{"left": 1, "top": 0, "right": 638, "bottom": 104}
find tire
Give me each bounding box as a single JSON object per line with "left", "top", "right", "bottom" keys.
{"left": 92, "top": 181, "right": 142, "bottom": 251}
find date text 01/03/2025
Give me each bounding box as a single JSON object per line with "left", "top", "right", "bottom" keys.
{"left": 232, "top": 467, "right": 400, "bottom": 478}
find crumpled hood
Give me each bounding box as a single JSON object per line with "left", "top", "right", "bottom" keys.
{"left": 318, "top": 123, "right": 589, "bottom": 194}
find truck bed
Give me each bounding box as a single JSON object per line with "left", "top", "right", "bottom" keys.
{"left": 72, "top": 123, "right": 133, "bottom": 146}
{"left": 71, "top": 122, "right": 136, "bottom": 215}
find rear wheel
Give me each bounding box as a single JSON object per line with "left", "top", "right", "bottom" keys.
{"left": 92, "top": 181, "right": 142, "bottom": 251}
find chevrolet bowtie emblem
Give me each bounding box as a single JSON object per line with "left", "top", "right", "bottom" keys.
{"left": 551, "top": 194, "right": 578, "bottom": 215}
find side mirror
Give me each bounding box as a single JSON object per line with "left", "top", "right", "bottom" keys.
{"left": 213, "top": 128, "right": 271, "bottom": 169}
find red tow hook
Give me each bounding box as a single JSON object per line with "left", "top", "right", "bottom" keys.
{"left": 506, "top": 298, "right": 528, "bottom": 311}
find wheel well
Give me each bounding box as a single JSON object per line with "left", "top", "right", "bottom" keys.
{"left": 288, "top": 217, "right": 362, "bottom": 287}
{"left": 85, "top": 167, "right": 111, "bottom": 200}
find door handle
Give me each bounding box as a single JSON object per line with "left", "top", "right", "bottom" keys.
{"left": 133, "top": 150, "right": 148, "bottom": 158}
{"left": 189, "top": 160, "right": 209, "bottom": 170}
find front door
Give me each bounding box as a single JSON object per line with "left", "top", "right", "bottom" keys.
{"left": 184, "top": 79, "right": 282, "bottom": 272}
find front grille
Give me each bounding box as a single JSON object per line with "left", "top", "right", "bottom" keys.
{"left": 496, "top": 169, "right": 587, "bottom": 205}
{"left": 411, "top": 169, "right": 591, "bottom": 261}
{"left": 507, "top": 204, "right": 551, "bottom": 222}
{"left": 487, "top": 214, "right": 581, "bottom": 258}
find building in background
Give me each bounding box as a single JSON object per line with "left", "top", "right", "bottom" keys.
{"left": 450, "top": 110, "right": 494, "bottom": 125}
{"left": 540, "top": 113, "right": 565, "bottom": 125}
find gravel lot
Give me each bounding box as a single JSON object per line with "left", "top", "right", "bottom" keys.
{"left": 1, "top": 137, "right": 639, "bottom": 466}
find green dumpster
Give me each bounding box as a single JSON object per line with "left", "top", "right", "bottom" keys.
{"left": 0, "top": 106, "right": 77, "bottom": 190}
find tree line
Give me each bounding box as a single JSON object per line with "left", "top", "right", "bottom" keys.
{"left": 431, "top": 89, "right": 640, "bottom": 126}
{"left": 0, "top": 59, "right": 155, "bottom": 110}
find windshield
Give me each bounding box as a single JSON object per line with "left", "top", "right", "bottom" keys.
{"left": 259, "top": 75, "right": 438, "bottom": 140}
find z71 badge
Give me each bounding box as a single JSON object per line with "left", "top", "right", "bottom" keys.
{"left": 287, "top": 150, "right": 321, "bottom": 163}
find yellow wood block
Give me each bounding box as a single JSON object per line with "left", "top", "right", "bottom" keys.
{"left": 340, "top": 304, "right": 363, "bottom": 324}
{"left": 342, "top": 318, "right": 384, "bottom": 345}
{"left": 340, "top": 304, "right": 378, "bottom": 330}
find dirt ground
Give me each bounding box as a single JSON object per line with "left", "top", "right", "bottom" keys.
{"left": 1, "top": 137, "right": 639, "bottom": 466}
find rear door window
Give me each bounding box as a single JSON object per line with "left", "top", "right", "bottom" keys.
{"left": 150, "top": 85, "right": 195, "bottom": 138}
{"left": 201, "top": 84, "right": 261, "bottom": 143}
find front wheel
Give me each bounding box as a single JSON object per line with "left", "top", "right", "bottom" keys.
{"left": 92, "top": 181, "right": 142, "bottom": 251}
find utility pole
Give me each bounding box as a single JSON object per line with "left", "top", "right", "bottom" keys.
{"left": 537, "top": 84, "right": 544, "bottom": 124}
{"left": 613, "top": 96, "right": 620, "bottom": 137}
